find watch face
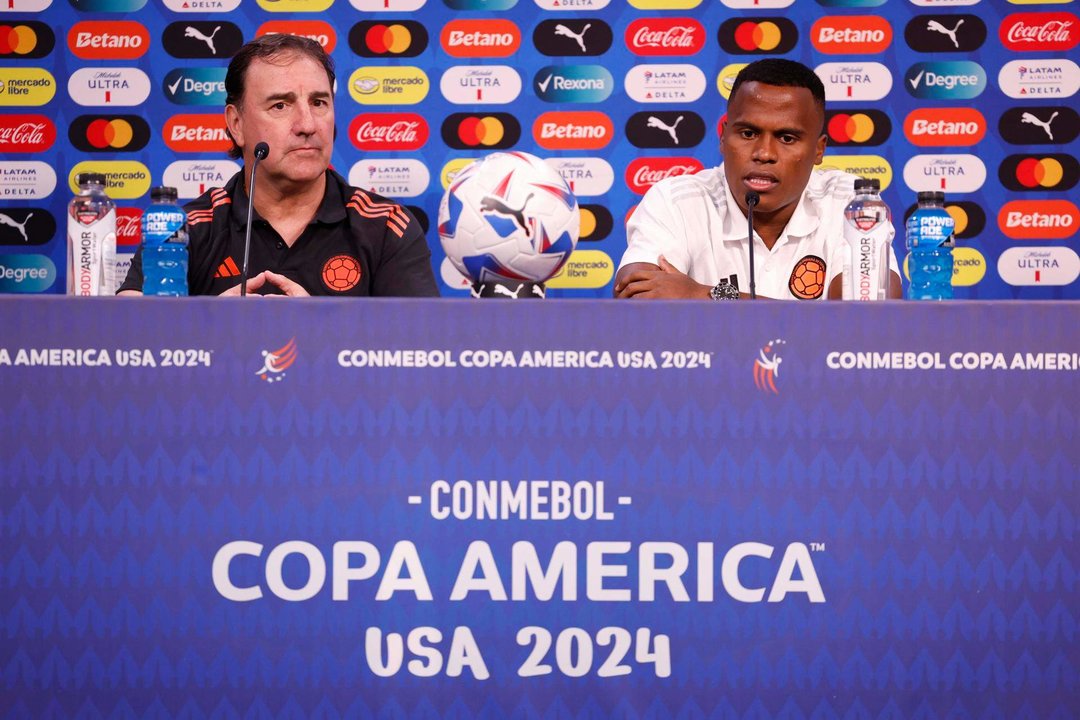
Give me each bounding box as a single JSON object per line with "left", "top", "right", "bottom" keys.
{"left": 711, "top": 281, "right": 739, "bottom": 300}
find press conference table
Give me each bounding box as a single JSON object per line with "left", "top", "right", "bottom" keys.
{"left": 1, "top": 298, "right": 1077, "bottom": 719}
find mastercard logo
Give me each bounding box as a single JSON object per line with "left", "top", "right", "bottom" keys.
{"left": 904, "top": 200, "right": 986, "bottom": 239}
{"left": 348, "top": 21, "right": 428, "bottom": 58}
{"left": 0, "top": 22, "right": 54, "bottom": 59}
{"left": 441, "top": 112, "right": 520, "bottom": 150}
{"left": 717, "top": 17, "right": 798, "bottom": 54}
{"left": 824, "top": 109, "right": 891, "bottom": 146}
{"left": 578, "top": 204, "right": 613, "bottom": 242}
{"left": 999, "top": 154, "right": 1079, "bottom": 191}
{"left": 69, "top": 115, "right": 150, "bottom": 153}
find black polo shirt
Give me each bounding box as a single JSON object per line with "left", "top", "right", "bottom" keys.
{"left": 119, "top": 170, "right": 439, "bottom": 296}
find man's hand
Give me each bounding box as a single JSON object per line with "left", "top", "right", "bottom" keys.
{"left": 614, "top": 256, "right": 711, "bottom": 299}
{"left": 219, "top": 271, "right": 310, "bottom": 297}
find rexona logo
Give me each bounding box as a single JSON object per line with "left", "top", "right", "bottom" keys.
{"left": 902, "top": 154, "right": 987, "bottom": 193}
{"left": 905, "top": 14, "right": 986, "bottom": 53}
{"left": 349, "top": 113, "right": 428, "bottom": 151}
{"left": 69, "top": 160, "right": 151, "bottom": 200}
{"left": 349, "top": 21, "right": 428, "bottom": 58}
{"left": 625, "top": 64, "right": 706, "bottom": 103}
{"left": 903, "top": 108, "right": 986, "bottom": 146}
{"left": 998, "top": 106, "right": 1080, "bottom": 145}
{"left": 0, "top": 208, "right": 54, "bottom": 246}
{"left": 0, "top": 253, "right": 55, "bottom": 293}
{"left": 534, "top": 19, "right": 613, "bottom": 57}
{"left": 817, "top": 62, "right": 892, "bottom": 101}
{"left": 348, "top": 159, "right": 429, "bottom": 199}
{"left": 625, "top": 18, "right": 706, "bottom": 56}
{"left": 718, "top": 18, "right": 798, "bottom": 54}
{"left": 998, "top": 60, "right": 1080, "bottom": 99}
{"left": 441, "top": 19, "right": 520, "bottom": 58}
{"left": 625, "top": 157, "right": 704, "bottom": 194}
{"left": 441, "top": 113, "right": 520, "bottom": 150}
{"left": 255, "top": 0, "right": 332, "bottom": 11}
{"left": 533, "top": 111, "right": 613, "bottom": 150}
{"left": 998, "top": 247, "right": 1080, "bottom": 286}
{"left": 256, "top": 22, "right": 337, "bottom": 53}
{"left": 999, "top": 154, "right": 1079, "bottom": 192}
{"left": 0, "top": 22, "right": 54, "bottom": 59}
{"left": 819, "top": 154, "right": 892, "bottom": 189}
{"left": 70, "top": 0, "right": 148, "bottom": 11}
{"left": 68, "top": 21, "right": 148, "bottom": 59}
{"left": 0, "top": 114, "right": 54, "bottom": 152}
{"left": 68, "top": 67, "right": 150, "bottom": 106}
{"left": 577, "top": 204, "right": 614, "bottom": 242}
{"left": 162, "top": 21, "right": 244, "bottom": 59}
{"left": 163, "top": 67, "right": 226, "bottom": 105}
{"left": 440, "top": 65, "right": 521, "bottom": 104}
{"left": 0, "top": 68, "right": 54, "bottom": 105}
{"left": 1000, "top": 12, "right": 1079, "bottom": 52}
{"left": 998, "top": 200, "right": 1079, "bottom": 240}
{"left": 69, "top": 114, "right": 151, "bottom": 152}
{"left": 163, "top": 113, "right": 231, "bottom": 152}
{"left": 348, "top": 67, "right": 429, "bottom": 105}
{"left": 626, "top": 110, "right": 706, "bottom": 149}
{"left": 534, "top": 65, "right": 613, "bottom": 103}
{"left": 162, "top": 160, "right": 239, "bottom": 199}
{"left": 161, "top": 0, "right": 241, "bottom": 13}
{"left": 905, "top": 61, "right": 986, "bottom": 99}
{"left": 0, "top": 161, "right": 57, "bottom": 200}
{"left": 811, "top": 16, "right": 892, "bottom": 54}
{"left": 824, "top": 109, "right": 891, "bottom": 146}
{"left": 546, "top": 157, "right": 614, "bottom": 196}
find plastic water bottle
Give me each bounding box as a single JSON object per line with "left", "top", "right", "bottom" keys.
{"left": 842, "top": 178, "right": 895, "bottom": 301}
{"left": 905, "top": 191, "right": 954, "bottom": 300}
{"left": 140, "top": 186, "right": 189, "bottom": 296}
{"left": 67, "top": 172, "right": 117, "bottom": 296}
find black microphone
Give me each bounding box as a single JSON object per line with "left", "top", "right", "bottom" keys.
{"left": 239, "top": 141, "right": 270, "bottom": 297}
{"left": 745, "top": 192, "right": 759, "bottom": 300}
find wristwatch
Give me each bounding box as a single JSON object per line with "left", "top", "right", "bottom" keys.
{"left": 709, "top": 281, "right": 740, "bottom": 301}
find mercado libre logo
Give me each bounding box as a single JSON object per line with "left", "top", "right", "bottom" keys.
{"left": 255, "top": 337, "right": 297, "bottom": 384}
{"left": 753, "top": 338, "right": 786, "bottom": 395}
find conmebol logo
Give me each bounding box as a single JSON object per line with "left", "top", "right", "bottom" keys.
{"left": 68, "top": 21, "right": 149, "bottom": 59}
{"left": 903, "top": 108, "right": 986, "bottom": 146}
{"left": 998, "top": 200, "right": 1079, "bottom": 240}
{"left": 441, "top": 19, "right": 520, "bottom": 58}
{"left": 533, "top": 111, "right": 613, "bottom": 150}
{"left": 625, "top": 18, "right": 705, "bottom": 56}
{"left": 1000, "top": 12, "right": 1078, "bottom": 52}
{"left": 905, "top": 61, "right": 986, "bottom": 99}
{"left": 349, "top": 113, "right": 429, "bottom": 151}
{"left": 625, "top": 157, "right": 704, "bottom": 194}
{"left": 811, "top": 16, "right": 892, "bottom": 54}
{"left": 534, "top": 65, "right": 613, "bottom": 103}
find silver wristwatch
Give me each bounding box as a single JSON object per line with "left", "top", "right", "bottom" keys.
{"left": 709, "top": 281, "right": 740, "bottom": 301}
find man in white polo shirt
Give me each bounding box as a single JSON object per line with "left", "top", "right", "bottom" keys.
{"left": 614, "top": 59, "right": 901, "bottom": 300}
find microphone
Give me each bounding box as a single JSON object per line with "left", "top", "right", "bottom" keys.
{"left": 745, "top": 192, "right": 759, "bottom": 300}
{"left": 239, "top": 142, "right": 270, "bottom": 297}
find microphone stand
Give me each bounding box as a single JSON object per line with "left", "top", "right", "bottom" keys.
{"left": 240, "top": 142, "right": 270, "bottom": 297}
{"left": 745, "top": 192, "right": 759, "bottom": 300}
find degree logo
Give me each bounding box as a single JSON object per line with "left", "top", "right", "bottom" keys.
{"left": 69, "top": 0, "right": 148, "bottom": 10}
{"left": 1000, "top": 12, "right": 1079, "bottom": 52}
{"left": 998, "top": 106, "right": 1079, "bottom": 145}
{"left": 0, "top": 68, "right": 54, "bottom": 106}
{"left": 626, "top": 110, "right": 705, "bottom": 149}
{"left": 162, "top": 21, "right": 244, "bottom": 59}
{"left": 817, "top": 62, "right": 893, "bottom": 101}
{"left": 824, "top": 109, "right": 891, "bottom": 146}
{"left": 625, "top": 18, "right": 706, "bottom": 56}
{"left": 163, "top": 113, "right": 231, "bottom": 153}
{"left": 440, "top": 65, "right": 522, "bottom": 104}
{"left": 256, "top": 22, "right": 337, "bottom": 53}
{"left": 811, "top": 16, "right": 892, "bottom": 54}
{"left": 905, "top": 61, "right": 986, "bottom": 99}
{"left": 441, "top": 113, "right": 521, "bottom": 150}
{"left": 0, "top": 253, "right": 55, "bottom": 293}
{"left": 534, "top": 65, "right": 613, "bottom": 103}
{"left": 67, "top": 67, "right": 149, "bottom": 106}
{"left": 998, "top": 200, "right": 1079, "bottom": 240}
{"left": 718, "top": 18, "right": 798, "bottom": 54}
{"left": 903, "top": 108, "right": 986, "bottom": 146}
{"left": 902, "top": 154, "right": 986, "bottom": 193}
{"left": 0, "top": 208, "right": 54, "bottom": 246}
{"left": 0, "top": 114, "right": 55, "bottom": 152}
{"left": 576, "top": 204, "right": 613, "bottom": 241}
{"left": 905, "top": 14, "right": 986, "bottom": 53}
{"left": 997, "top": 60, "right": 1080, "bottom": 99}
{"left": 68, "top": 160, "right": 151, "bottom": 199}
{"left": 348, "top": 21, "right": 427, "bottom": 58}
{"left": 68, "top": 114, "right": 151, "bottom": 152}
{"left": 349, "top": 113, "right": 429, "bottom": 151}
{"left": 441, "top": 19, "right": 520, "bottom": 58}
{"left": 0, "top": 22, "right": 54, "bottom": 59}
{"left": 533, "top": 111, "right": 614, "bottom": 150}
{"left": 348, "top": 66, "right": 429, "bottom": 105}
{"left": 534, "top": 19, "right": 612, "bottom": 57}
{"left": 998, "top": 154, "right": 1079, "bottom": 192}
{"left": 998, "top": 247, "right": 1080, "bottom": 286}
{"left": 68, "top": 21, "right": 148, "bottom": 59}
{"left": 545, "top": 157, "right": 614, "bottom": 196}
{"left": 625, "top": 64, "right": 706, "bottom": 104}
{"left": 163, "top": 67, "right": 226, "bottom": 105}
{"left": 0, "top": 161, "right": 57, "bottom": 200}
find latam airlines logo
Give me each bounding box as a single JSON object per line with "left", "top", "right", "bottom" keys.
{"left": 68, "top": 67, "right": 148, "bottom": 106}
{"left": 534, "top": 65, "right": 613, "bottom": 103}
{"left": 998, "top": 247, "right": 1080, "bottom": 287}
{"left": 817, "top": 62, "right": 892, "bottom": 101}
{"left": 545, "top": 157, "right": 614, "bottom": 196}
{"left": 718, "top": 18, "right": 798, "bottom": 54}
{"left": 441, "top": 113, "right": 520, "bottom": 150}
{"left": 811, "top": 16, "right": 892, "bottom": 54}
{"left": 0, "top": 161, "right": 57, "bottom": 199}
{"left": 256, "top": 22, "right": 337, "bottom": 53}
{"left": 534, "top": 20, "right": 613, "bottom": 56}
{"left": 68, "top": 21, "right": 148, "bottom": 59}
{"left": 905, "top": 15, "right": 986, "bottom": 52}
{"left": 535, "top": 0, "right": 610, "bottom": 9}
{"left": 163, "top": 68, "right": 226, "bottom": 105}
{"left": 533, "top": 111, "right": 613, "bottom": 150}
{"left": 624, "top": 64, "right": 706, "bottom": 103}
{"left": 824, "top": 110, "right": 891, "bottom": 146}
{"left": 625, "top": 18, "right": 706, "bottom": 56}
{"left": 626, "top": 111, "right": 706, "bottom": 148}
{"left": 905, "top": 61, "right": 986, "bottom": 99}
{"left": 0, "top": 115, "right": 54, "bottom": 152}
{"left": 348, "top": 159, "right": 429, "bottom": 198}
{"left": 349, "top": 21, "right": 427, "bottom": 57}
{"left": 999, "top": 154, "right": 1079, "bottom": 192}
{"left": 998, "top": 200, "right": 1079, "bottom": 240}
{"left": 162, "top": 21, "right": 244, "bottom": 59}
{"left": 163, "top": 160, "right": 239, "bottom": 199}
{"left": 0, "top": 68, "right": 54, "bottom": 105}
{"left": 903, "top": 154, "right": 987, "bottom": 193}
{"left": 440, "top": 66, "right": 521, "bottom": 104}
{"left": 998, "top": 106, "right": 1079, "bottom": 145}
{"left": 163, "top": 114, "right": 231, "bottom": 152}
{"left": 69, "top": 115, "right": 151, "bottom": 152}
{"left": 903, "top": 108, "right": 986, "bottom": 146}
{"left": 161, "top": 0, "right": 241, "bottom": 13}
{"left": 1000, "top": 12, "right": 1079, "bottom": 51}
{"left": 441, "top": 19, "right": 520, "bottom": 58}
{"left": 349, "top": 113, "right": 429, "bottom": 151}
{"left": 0, "top": 22, "right": 54, "bottom": 59}
{"left": 625, "top": 157, "right": 704, "bottom": 194}
{"left": 998, "top": 60, "right": 1080, "bottom": 99}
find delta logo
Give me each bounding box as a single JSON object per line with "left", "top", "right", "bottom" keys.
{"left": 347, "top": 159, "right": 429, "bottom": 198}
{"left": 545, "top": 157, "right": 615, "bottom": 196}
{"left": 625, "top": 18, "right": 706, "bottom": 56}
{"left": 441, "top": 113, "right": 520, "bottom": 150}
{"left": 534, "top": 65, "right": 614, "bottom": 103}
{"left": 811, "top": 16, "right": 892, "bottom": 54}
{"left": 904, "top": 108, "right": 986, "bottom": 146}
{"left": 68, "top": 21, "right": 149, "bottom": 60}
{"left": 998, "top": 200, "right": 1079, "bottom": 240}
{"left": 625, "top": 64, "right": 706, "bottom": 103}
{"left": 163, "top": 114, "right": 231, "bottom": 152}
{"left": 536, "top": 0, "right": 611, "bottom": 9}
{"left": 998, "top": 106, "right": 1079, "bottom": 145}
{"left": 441, "top": 19, "right": 520, "bottom": 58}
{"left": 625, "top": 157, "right": 704, "bottom": 194}
{"left": 0, "top": 68, "right": 55, "bottom": 106}
{"left": 998, "top": 60, "right": 1080, "bottom": 99}
{"left": 817, "top": 62, "right": 893, "bottom": 101}
{"left": 0, "top": 161, "right": 57, "bottom": 200}
{"left": 348, "top": 21, "right": 428, "bottom": 58}
{"left": 533, "top": 19, "right": 613, "bottom": 57}
{"left": 256, "top": 22, "right": 337, "bottom": 53}
{"left": 67, "top": 67, "right": 150, "bottom": 106}
{"left": 0, "top": 22, "right": 55, "bottom": 60}
{"left": 902, "top": 154, "right": 987, "bottom": 193}
{"left": 718, "top": 18, "right": 798, "bottom": 54}
{"left": 905, "top": 14, "right": 986, "bottom": 53}
{"left": 69, "top": 115, "right": 151, "bottom": 152}
{"left": 161, "top": 0, "right": 241, "bottom": 12}
{"left": 824, "top": 109, "right": 891, "bottom": 146}
{"left": 0, "top": 114, "right": 54, "bottom": 152}
{"left": 533, "top": 111, "right": 614, "bottom": 150}
{"left": 1000, "top": 12, "right": 1078, "bottom": 52}
{"left": 350, "top": 113, "right": 429, "bottom": 151}
{"left": 905, "top": 61, "right": 986, "bottom": 99}
{"left": 999, "top": 154, "right": 1079, "bottom": 192}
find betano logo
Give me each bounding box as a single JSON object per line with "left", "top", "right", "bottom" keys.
{"left": 349, "top": 159, "right": 429, "bottom": 198}
{"left": 68, "top": 67, "right": 149, "bottom": 106}
{"left": 625, "top": 64, "right": 706, "bottom": 103}
{"left": 163, "top": 114, "right": 231, "bottom": 152}
{"left": 819, "top": 155, "right": 892, "bottom": 188}
{"left": 163, "top": 159, "right": 239, "bottom": 198}
{"left": 69, "top": 160, "right": 151, "bottom": 199}
{"left": 440, "top": 65, "right": 521, "bottom": 104}
{"left": 545, "top": 157, "right": 614, "bottom": 196}
{"left": 257, "top": 22, "right": 337, "bottom": 53}
{"left": 0, "top": 22, "right": 54, "bottom": 59}
{"left": 348, "top": 67, "right": 429, "bottom": 105}
{"left": 998, "top": 106, "right": 1079, "bottom": 145}
{"left": 69, "top": 114, "right": 150, "bottom": 152}
{"left": 625, "top": 18, "right": 706, "bottom": 56}
{"left": 256, "top": 0, "right": 332, "bottom": 12}
{"left": 0, "top": 68, "right": 54, "bottom": 106}
{"left": 0, "top": 114, "right": 54, "bottom": 153}
{"left": 811, "top": 16, "right": 892, "bottom": 54}
{"left": 998, "top": 59, "right": 1080, "bottom": 99}
{"left": 999, "top": 154, "right": 1079, "bottom": 192}
{"left": 441, "top": 113, "right": 520, "bottom": 150}
{"left": 903, "top": 108, "right": 986, "bottom": 146}
{"left": 903, "top": 154, "right": 986, "bottom": 193}
{"left": 817, "top": 62, "right": 892, "bottom": 101}
{"left": 718, "top": 18, "right": 798, "bottom": 54}
{"left": 999, "top": 12, "right": 1079, "bottom": 52}
{"left": 824, "top": 110, "right": 891, "bottom": 146}
{"left": 905, "top": 61, "right": 986, "bottom": 99}
{"left": 350, "top": 113, "right": 429, "bottom": 151}
{"left": 68, "top": 21, "right": 148, "bottom": 60}
{"left": 534, "top": 65, "right": 613, "bottom": 103}
{"left": 998, "top": 200, "right": 1079, "bottom": 240}
{"left": 441, "top": 19, "right": 520, "bottom": 58}
{"left": 533, "top": 111, "right": 613, "bottom": 150}
{"left": 349, "top": 21, "right": 427, "bottom": 58}
{"left": 998, "top": 247, "right": 1080, "bottom": 286}
{"left": 0, "top": 161, "right": 57, "bottom": 200}
{"left": 625, "top": 156, "right": 704, "bottom": 194}
{"left": 546, "top": 250, "right": 614, "bottom": 289}
{"left": 163, "top": 67, "right": 226, "bottom": 105}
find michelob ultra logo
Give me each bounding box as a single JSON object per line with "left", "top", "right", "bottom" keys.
{"left": 905, "top": 14, "right": 986, "bottom": 53}
{"left": 903, "top": 154, "right": 986, "bottom": 193}
{"left": 256, "top": 0, "right": 332, "bottom": 11}
{"left": 68, "top": 67, "right": 150, "bottom": 106}
{"left": 533, "top": 111, "right": 614, "bottom": 150}
{"left": 69, "top": 114, "right": 151, "bottom": 152}
{"left": 998, "top": 59, "right": 1080, "bottom": 99}
{"left": 824, "top": 109, "right": 891, "bottom": 146}
{"left": 257, "top": 22, "right": 337, "bottom": 53}
{"left": 68, "top": 21, "right": 148, "bottom": 59}
{"left": 69, "top": 160, "right": 151, "bottom": 199}
{"left": 533, "top": 19, "right": 613, "bottom": 57}
{"left": 811, "top": 16, "right": 892, "bottom": 54}
{"left": 0, "top": 114, "right": 54, "bottom": 152}
{"left": 998, "top": 247, "right": 1080, "bottom": 286}
{"left": 163, "top": 67, "right": 226, "bottom": 105}
{"left": 348, "top": 67, "right": 429, "bottom": 105}
{"left": 999, "top": 12, "right": 1079, "bottom": 52}
{"left": 718, "top": 17, "right": 798, "bottom": 54}
{"left": 903, "top": 108, "right": 986, "bottom": 146}
{"left": 441, "top": 19, "right": 520, "bottom": 58}
{"left": 163, "top": 160, "right": 239, "bottom": 198}
{"left": 349, "top": 21, "right": 428, "bottom": 58}
{"left": 0, "top": 22, "right": 54, "bottom": 59}
{"left": 349, "top": 113, "right": 429, "bottom": 151}
{"left": 905, "top": 61, "right": 986, "bottom": 99}
{"left": 546, "top": 250, "right": 614, "bottom": 289}
{"left": 625, "top": 64, "right": 706, "bottom": 103}
{"left": 819, "top": 154, "right": 892, "bottom": 189}
{"left": 163, "top": 113, "right": 231, "bottom": 153}
{"left": 817, "top": 62, "right": 892, "bottom": 101}
{"left": 70, "top": 0, "right": 148, "bottom": 11}
{"left": 998, "top": 154, "right": 1079, "bottom": 192}
{"left": 534, "top": 65, "right": 613, "bottom": 103}
{"left": 349, "top": 159, "right": 429, "bottom": 198}
{"left": 0, "top": 161, "right": 57, "bottom": 200}
{"left": 625, "top": 18, "right": 706, "bottom": 56}
{"left": 440, "top": 65, "right": 521, "bottom": 104}
{"left": 625, "top": 156, "right": 704, "bottom": 194}
{"left": 545, "top": 157, "right": 614, "bottom": 196}
{"left": 441, "top": 113, "right": 520, "bottom": 150}
{"left": 998, "top": 200, "right": 1079, "bottom": 240}
{"left": 998, "top": 106, "right": 1079, "bottom": 145}
{"left": 577, "top": 204, "right": 614, "bottom": 241}
{"left": 0, "top": 68, "right": 54, "bottom": 105}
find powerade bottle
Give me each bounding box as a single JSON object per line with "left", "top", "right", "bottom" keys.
{"left": 140, "top": 186, "right": 189, "bottom": 296}
{"left": 67, "top": 172, "right": 117, "bottom": 296}
{"left": 842, "top": 178, "right": 894, "bottom": 301}
{"left": 905, "top": 191, "right": 954, "bottom": 300}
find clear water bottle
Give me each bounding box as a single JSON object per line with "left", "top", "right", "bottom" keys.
{"left": 67, "top": 172, "right": 117, "bottom": 296}
{"left": 140, "top": 186, "right": 189, "bottom": 296}
{"left": 905, "top": 191, "right": 954, "bottom": 300}
{"left": 842, "top": 177, "right": 895, "bottom": 301}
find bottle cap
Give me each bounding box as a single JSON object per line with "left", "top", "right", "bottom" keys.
{"left": 854, "top": 178, "right": 880, "bottom": 191}
{"left": 76, "top": 172, "right": 107, "bottom": 187}
{"left": 150, "top": 186, "right": 179, "bottom": 201}
{"left": 917, "top": 191, "right": 945, "bottom": 203}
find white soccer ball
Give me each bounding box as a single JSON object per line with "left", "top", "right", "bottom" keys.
{"left": 438, "top": 151, "right": 579, "bottom": 286}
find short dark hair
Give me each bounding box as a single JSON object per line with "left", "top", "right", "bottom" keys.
{"left": 729, "top": 58, "right": 826, "bottom": 113}
{"left": 223, "top": 34, "right": 336, "bottom": 159}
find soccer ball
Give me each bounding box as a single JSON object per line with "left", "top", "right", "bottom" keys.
{"left": 322, "top": 254, "right": 361, "bottom": 291}
{"left": 438, "top": 151, "right": 579, "bottom": 286}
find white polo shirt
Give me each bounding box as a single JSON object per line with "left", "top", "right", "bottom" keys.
{"left": 621, "top": 165, "right": 897, "bottom": 300}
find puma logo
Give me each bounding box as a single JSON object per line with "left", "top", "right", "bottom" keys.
{"left": 647, "top": 115, "right": 684, "bottom": 144}
{"left": 925, "top": 19, "right": 964, "bottom": 49}
{"left": 480, "top": 192, "right": 535, "bottom": 237}
{"left": 0, "top": 212, "right": 32, "bottom": 242}
{"left": 553, "top": 23, "right": 591, "bottom": 53}
{"left": 185, "top": 25, "right": 222, "bottom": 55}
{"left": 1020, "top": 111, "right": 1059, "bottom": 141}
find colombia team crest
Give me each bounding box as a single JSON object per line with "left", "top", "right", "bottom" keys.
{"left": 322, "top": 254, "right": 362, "bottom": 292}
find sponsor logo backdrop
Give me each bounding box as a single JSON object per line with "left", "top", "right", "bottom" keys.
{"left": 0, "top": 0, "right": 1078, "bottom": 297}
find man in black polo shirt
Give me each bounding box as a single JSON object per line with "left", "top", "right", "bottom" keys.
{"left": 119, "top": 35, "right": 438, "bottom": 297}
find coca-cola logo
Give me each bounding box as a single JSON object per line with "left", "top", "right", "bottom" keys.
{"left": 0, "top": 115, "right": 55, "bottom": 152}
{"left": 348, "top": 113, "right": 429, "bottom": 150}
{"left": 625, "top": 156, "right": 704, "bottom": 194}
{"left": 626, "top": 18, "right": 706, "bottom": 56}
{"left": 1000, "top": 13, "right": 1078, "bottom": 51}
{"left": 116, "top": 207, "right": 143, "bottom": 246}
